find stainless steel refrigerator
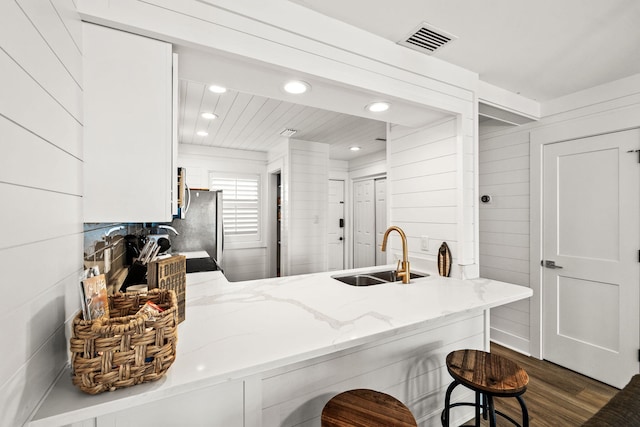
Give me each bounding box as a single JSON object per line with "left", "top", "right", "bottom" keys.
{"left": 170, "top": 190, "right": 223, "bottom": 270}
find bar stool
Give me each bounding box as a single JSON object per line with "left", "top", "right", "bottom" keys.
{"left": 322, "top": 388, "right": 417, "bottom": 427}
{"left": 441, "top": 349, "right": 529, "bottom": 427}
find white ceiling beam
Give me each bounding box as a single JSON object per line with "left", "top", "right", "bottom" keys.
{"left": 478, "top": 80, "right": 540, "bottom": 125}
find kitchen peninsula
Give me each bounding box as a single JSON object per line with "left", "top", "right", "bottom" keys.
{"left": 30, "top": 266, "right": 532, "bottom": 426}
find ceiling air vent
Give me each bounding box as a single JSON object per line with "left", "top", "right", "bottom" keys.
{"left": 280, "top": 128, "right": 297, "bottom": 137}
{"left": 398, "top": 22, "right": 457, "bottom": 55}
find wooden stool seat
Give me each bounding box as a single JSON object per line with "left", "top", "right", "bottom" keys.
{"left": 322, "top": 388, "right": 417, "bottom": 427}
{"left": 447, "top": 349, "right": 529, "bottom": 396}
{"left": 442, "top": 349, "right": 530, "bottom": 427}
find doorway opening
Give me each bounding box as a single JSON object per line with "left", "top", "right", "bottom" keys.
{"left": 328, "top": 179, "right": 345, "bottom": 271}
{"left": 269, "top": 170, "right": 282, "bottom": 277}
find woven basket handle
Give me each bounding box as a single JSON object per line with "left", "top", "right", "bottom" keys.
{"left": 90, "top": 314, "right": 147, "bottom": 335}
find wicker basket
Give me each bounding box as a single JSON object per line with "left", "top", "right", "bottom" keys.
{"left": 70, "top": 289, "right": 178, "bottom": 395}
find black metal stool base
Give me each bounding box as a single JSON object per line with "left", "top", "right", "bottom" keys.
{"left": 441, "top": 380, "right": 529, "bottom": 427}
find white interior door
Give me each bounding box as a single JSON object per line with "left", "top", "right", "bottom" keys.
{"left": 375, "top": 178, "right": 387, "bottom": 266}
{"left": 354, "top": 179, "right": 375, "bottom": 268}
{"left": 542, "top": 129, "right": 640, "bottom": 388}
{"left": 328, "top": 179, "right": 344, "bottom": 271}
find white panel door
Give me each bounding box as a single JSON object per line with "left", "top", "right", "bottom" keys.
{"left": 375, "top": 178, "right": 387, "bottom": 266}
{"left": 328, "top": 179, "right": 345, "bottom": 271}
{"left": 543, "top": 129, "right": 640, "bottom": 388}
{"left": 353, "top": 179, "right": 375, "bottom": 268}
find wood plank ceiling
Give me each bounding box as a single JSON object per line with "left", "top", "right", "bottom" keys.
{"left": 178, "top": 79, "right": 387, "bottom": 161}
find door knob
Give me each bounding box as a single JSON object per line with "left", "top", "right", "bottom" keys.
{"left": 543, "top": 260, "right": 563, "bottom": 269}
{"left": 339, "top": 237, "right": 343, "bottom": 241}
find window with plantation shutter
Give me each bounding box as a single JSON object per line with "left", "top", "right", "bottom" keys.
{"left": 210, "top": 174, "right": 260, "bottom": 242}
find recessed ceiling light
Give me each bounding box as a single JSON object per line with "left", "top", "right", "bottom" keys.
{"left": 366, "top": 102, "right": 390, "bottom": 113}
{"left": 283, "top": 80, "right": 310, "bottom": 94}
{"left": 201, "top": 112, "right": 218, "bottom": 120}
{"left": 197, "top": 131, "right": 209, "bottom": 136}
{"left": 208, "top": 85, "right": 227, "bottom": 94}
{"left": 350, "top": 146, "right": 361, "bottom": 151}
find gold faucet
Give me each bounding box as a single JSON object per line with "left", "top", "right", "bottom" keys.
{"left": 381, "top": 226, "right": 410, "bottom": 284}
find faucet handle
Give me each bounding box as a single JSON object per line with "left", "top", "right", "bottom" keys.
{"left": 396, "top": 260, "right": 410, "bottom": 284}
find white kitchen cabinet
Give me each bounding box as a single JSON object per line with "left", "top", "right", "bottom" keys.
{"left": 83, "top": 23, "right": 175, "bottom": 222}
{"left": 95, "top": 380, "right": 244, "bottom": 427}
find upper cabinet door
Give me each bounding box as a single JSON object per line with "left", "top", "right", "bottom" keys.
{"left": 83, "top": 23, "right": 173, "bottom": 223}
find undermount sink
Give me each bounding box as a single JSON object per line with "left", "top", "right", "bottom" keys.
{"left": 368, "top": 270, "right": 427, "bottom": 282}
{"left": 332, "top": 269, "right": 428, "bottom": 286}
{"left": 331, "top": 274, "right": 388, "bottom": 286}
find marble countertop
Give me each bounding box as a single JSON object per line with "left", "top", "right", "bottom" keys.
{"left": 30, "top": 265, "right": 532, "bottom": 426}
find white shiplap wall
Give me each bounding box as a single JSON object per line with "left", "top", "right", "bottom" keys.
{"left": 387, "top": 119, "right": 463, "bottom": 275}
{"left": 178, "top": 144, "right": 269, "bottom": 282}
{"left": 348, "top": 149, "right": 386, "bottom": 177}
{"left": 0, "top": 0, "right": 83, "bottom": 425}
{"left": 478, "top": 131, "right": 531, "bottom": 351}
{"left": 288, "top": 139, "right": 329, "bottom": 275}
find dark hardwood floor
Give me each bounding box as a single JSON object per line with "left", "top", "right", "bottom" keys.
{"left": 460, "top": 343, "right": 619, "bottom": 426}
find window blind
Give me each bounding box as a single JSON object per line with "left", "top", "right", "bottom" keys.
{"left": 210, "top": 176, "right": 259, "bottom": 237}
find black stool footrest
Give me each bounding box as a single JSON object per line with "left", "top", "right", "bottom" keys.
{"left": 441, "top": 380, "right": 529, "bottom": 427}
{"left": 441, "top": 400, "right": 526, "bottom": 427}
